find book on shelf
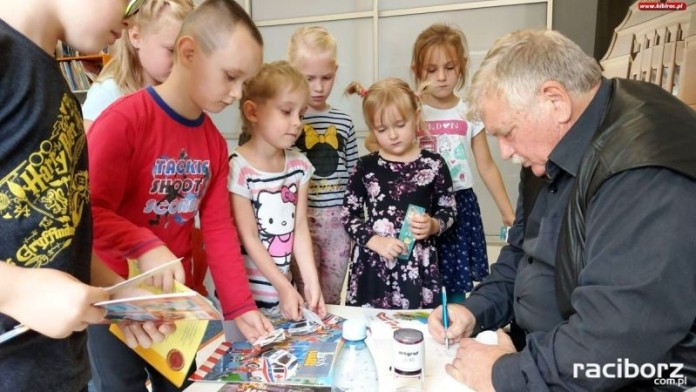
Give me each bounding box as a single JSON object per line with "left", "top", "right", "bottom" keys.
{"left": 55, "top": 40, "right": 109, "bottom": 92}
{"left": 55, "top": 40, "right": 109, "bottom": 59}
{"left": 191, "top": 313, "right": 344, "bottom": 388}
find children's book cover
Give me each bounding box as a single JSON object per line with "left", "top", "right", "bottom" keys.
{"left": 107, "top": 261, "right": 216, "bottom": 387}
{"left": 215, "top": 383, "right": 330, "bottom": 391}
{"left": 95, "top": 260, "right": 222, "bottom": 322}
{"left": 110, "top": 318, "right": 208, "bottom": 387}
{"left": 364, "top": 309, "right": 431, "bottom": 340}
{"left": 191, "top": 313, "right": 343, "bottom": 387}
{"left": 96, "top": 291, "right": 221, "bottom": 322}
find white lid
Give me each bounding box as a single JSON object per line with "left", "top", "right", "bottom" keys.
{"left": 342, "top": 318, "right": 367, "bottom": 341}
{"left": 475, "top": 330, "right": 499, "bottom": 345}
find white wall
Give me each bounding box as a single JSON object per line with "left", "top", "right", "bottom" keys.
{"left": 198, "top": 0, "right": 552, "bottom": 241}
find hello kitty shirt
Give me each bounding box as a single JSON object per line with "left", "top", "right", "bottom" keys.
{"left": 418, "top": 100, "right": 484, "bottom": 191}
{"left": 228, "top": 149, "right": 314, "bottom": 314}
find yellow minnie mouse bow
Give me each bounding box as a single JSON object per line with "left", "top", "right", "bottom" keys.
{"left": 304, "top": 125, "right": 339, "bottom": 149}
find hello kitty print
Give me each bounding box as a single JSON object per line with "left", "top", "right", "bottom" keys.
{"left": 228, "top": 150, "right": 314, "bottom": 312}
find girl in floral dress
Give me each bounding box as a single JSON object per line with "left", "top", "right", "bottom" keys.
{"left": 342, "top": 78, "right": 456, "bottom": 309}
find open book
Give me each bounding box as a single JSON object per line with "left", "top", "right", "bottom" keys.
{"left": 94, "top": 258, "right": 221, "bottom": 322}
{"left": 0, "top": 258, "right": 207, "bottom": 344}
{"left": 95, "top": 290, "right": 221, "bottom": 322}
{"left": 104, "top": 260, "right": 220, "bottom": 387}
{"left": 191, "top": 313, "right": 343, "bottom": 387}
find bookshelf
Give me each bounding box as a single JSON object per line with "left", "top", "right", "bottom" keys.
{"left": 55, "top": 42, "right": 111, "bottom": 95}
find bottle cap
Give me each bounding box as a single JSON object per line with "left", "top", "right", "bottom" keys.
{"left": 342, "top": 318, "right": 368, "bottom": 341}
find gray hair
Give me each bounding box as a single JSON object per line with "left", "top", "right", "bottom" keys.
{"left": 467, "top": 29, "right": 602, "bottom": 120}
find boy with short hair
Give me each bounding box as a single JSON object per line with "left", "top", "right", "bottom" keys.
{"left": 86, "top": 0, "right": 273, "bottom": 390}
{"left": 0, "top": 1, "right": 172, "bottom": 391}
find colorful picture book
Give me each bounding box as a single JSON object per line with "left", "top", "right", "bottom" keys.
{"left": 96, "top": 290, "right": 221, "bottom": 322}
{"left": 191, "top": 314, "right": 343, "bottom": 387}
{"left": 0, "top": 258, "right": 186, "bottom": 344}
{"left": 363, "top": 308, "right": 431, "bottom": 340}
{"left": 106, "top": 260, "right": 217, "bottom": 387}
{"left": 95, "top": 259, "right": 221, "bottom": 322}
{"left": 215, "top": 383, "right": 330, "bottom": 391}
{"left": 109, "top": 318, "right": 208, "bottom": 387}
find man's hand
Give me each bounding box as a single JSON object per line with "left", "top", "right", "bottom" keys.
{"left": 0, "top": 266, "right": 108, "bottom": 339}
{"left": 428, "top": 303, "right": 476, "bottom": 344}
{"left": 233, "top": 310, "right": 274, "bottom": 343}
{"left": 446, "top": 329, "right": 516, "bottom": 391}
{"left": 136, "top": 246, "right": 185, "bottom": 292}
{"left": 366, "top": 235, "right": 407, "bottom": 263}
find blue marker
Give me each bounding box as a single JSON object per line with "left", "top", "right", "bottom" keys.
{"left": 441, "top": 286, "right": 449, "bottom": 349}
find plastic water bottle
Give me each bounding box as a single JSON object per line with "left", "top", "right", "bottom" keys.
{"left": 331, "top": 318, "right": 379, "bottom": 392}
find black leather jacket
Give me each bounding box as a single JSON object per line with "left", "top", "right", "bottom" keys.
{"left": 556, "top": 78, "right": 696, "bottom": 390}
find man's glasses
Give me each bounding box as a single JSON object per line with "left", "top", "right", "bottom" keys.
{"left": 124, "top": 0, "right": 146, "bottom": 18}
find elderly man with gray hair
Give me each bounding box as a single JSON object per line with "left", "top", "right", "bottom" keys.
{"left": 428, "top": 28, "right": 696, "bottom": 391}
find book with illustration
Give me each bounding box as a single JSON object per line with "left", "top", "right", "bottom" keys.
{"left": 190, "top": 313, "right": 343, "bottom": 387}
{"left": 106, "top": 260, "right": 219, "bottom": 387}
{"left": 96, "top": 290, "right": 221, "bottom": 322}
{"left": 0, "top": 258, "right": 202, "bottom": 344}
{"left": 363, "top": 308, "right": 431, "bottom": 340}
{"left": 215, "top": 383, "right": 330, "bottom": 391}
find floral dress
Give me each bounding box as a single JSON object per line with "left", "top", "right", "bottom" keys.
{"left": 341, "top": 150, "right": 456, "bottom": 309}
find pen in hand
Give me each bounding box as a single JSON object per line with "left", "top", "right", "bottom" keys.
{"left": 441, "top": 285, "right": 449, "bottom": 350}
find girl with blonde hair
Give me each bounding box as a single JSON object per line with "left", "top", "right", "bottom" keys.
{"left": 284, "top": 26, "right": 358, "bottom": 305}
{"left": 230, "top": 61, "right": 327, "bottom": 320}
{"left": 82, "top": 0, "right": 194, "bottom": 131}
{"left": 343, "top": 78, "right": 456, "bottom": 309}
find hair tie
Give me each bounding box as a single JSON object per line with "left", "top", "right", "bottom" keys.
{"left": 358, "top": 89, "right": 368, "bottom": 98}
{"left": 413, "top": 91, "right": 422, "bottom": 99}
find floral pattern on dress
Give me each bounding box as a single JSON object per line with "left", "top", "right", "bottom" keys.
{"left": 341, "top": 150, "right": 456, "bottom": 309}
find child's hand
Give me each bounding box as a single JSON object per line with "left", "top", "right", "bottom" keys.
{"left": 279, "top": 285, "right": 304, "bottom": 321}
{"left": 108, "top": 285, "right": 177, "bottom": 348}
{"left": 303, "top": 284, "right": 327, "bottom": 318}
{"left": 116, "top": 320, "right": 176, "bottom": 348}
{"left": 233, "top": 310, "right": 274, "bottom": 343}
{"left": 502, "top": 213, "right": 515, "bottom": 227}
{"left": 366, "top": 235, "right": 407, "bottom": 262}
{"left": 136, "top": 246, "right": 185, "bottom": 293}
{"left": 3, "top": 267, "right": 108, "bottom": 339}
{"left": 410, "top": 213, "right": 439, "bottom": 240}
